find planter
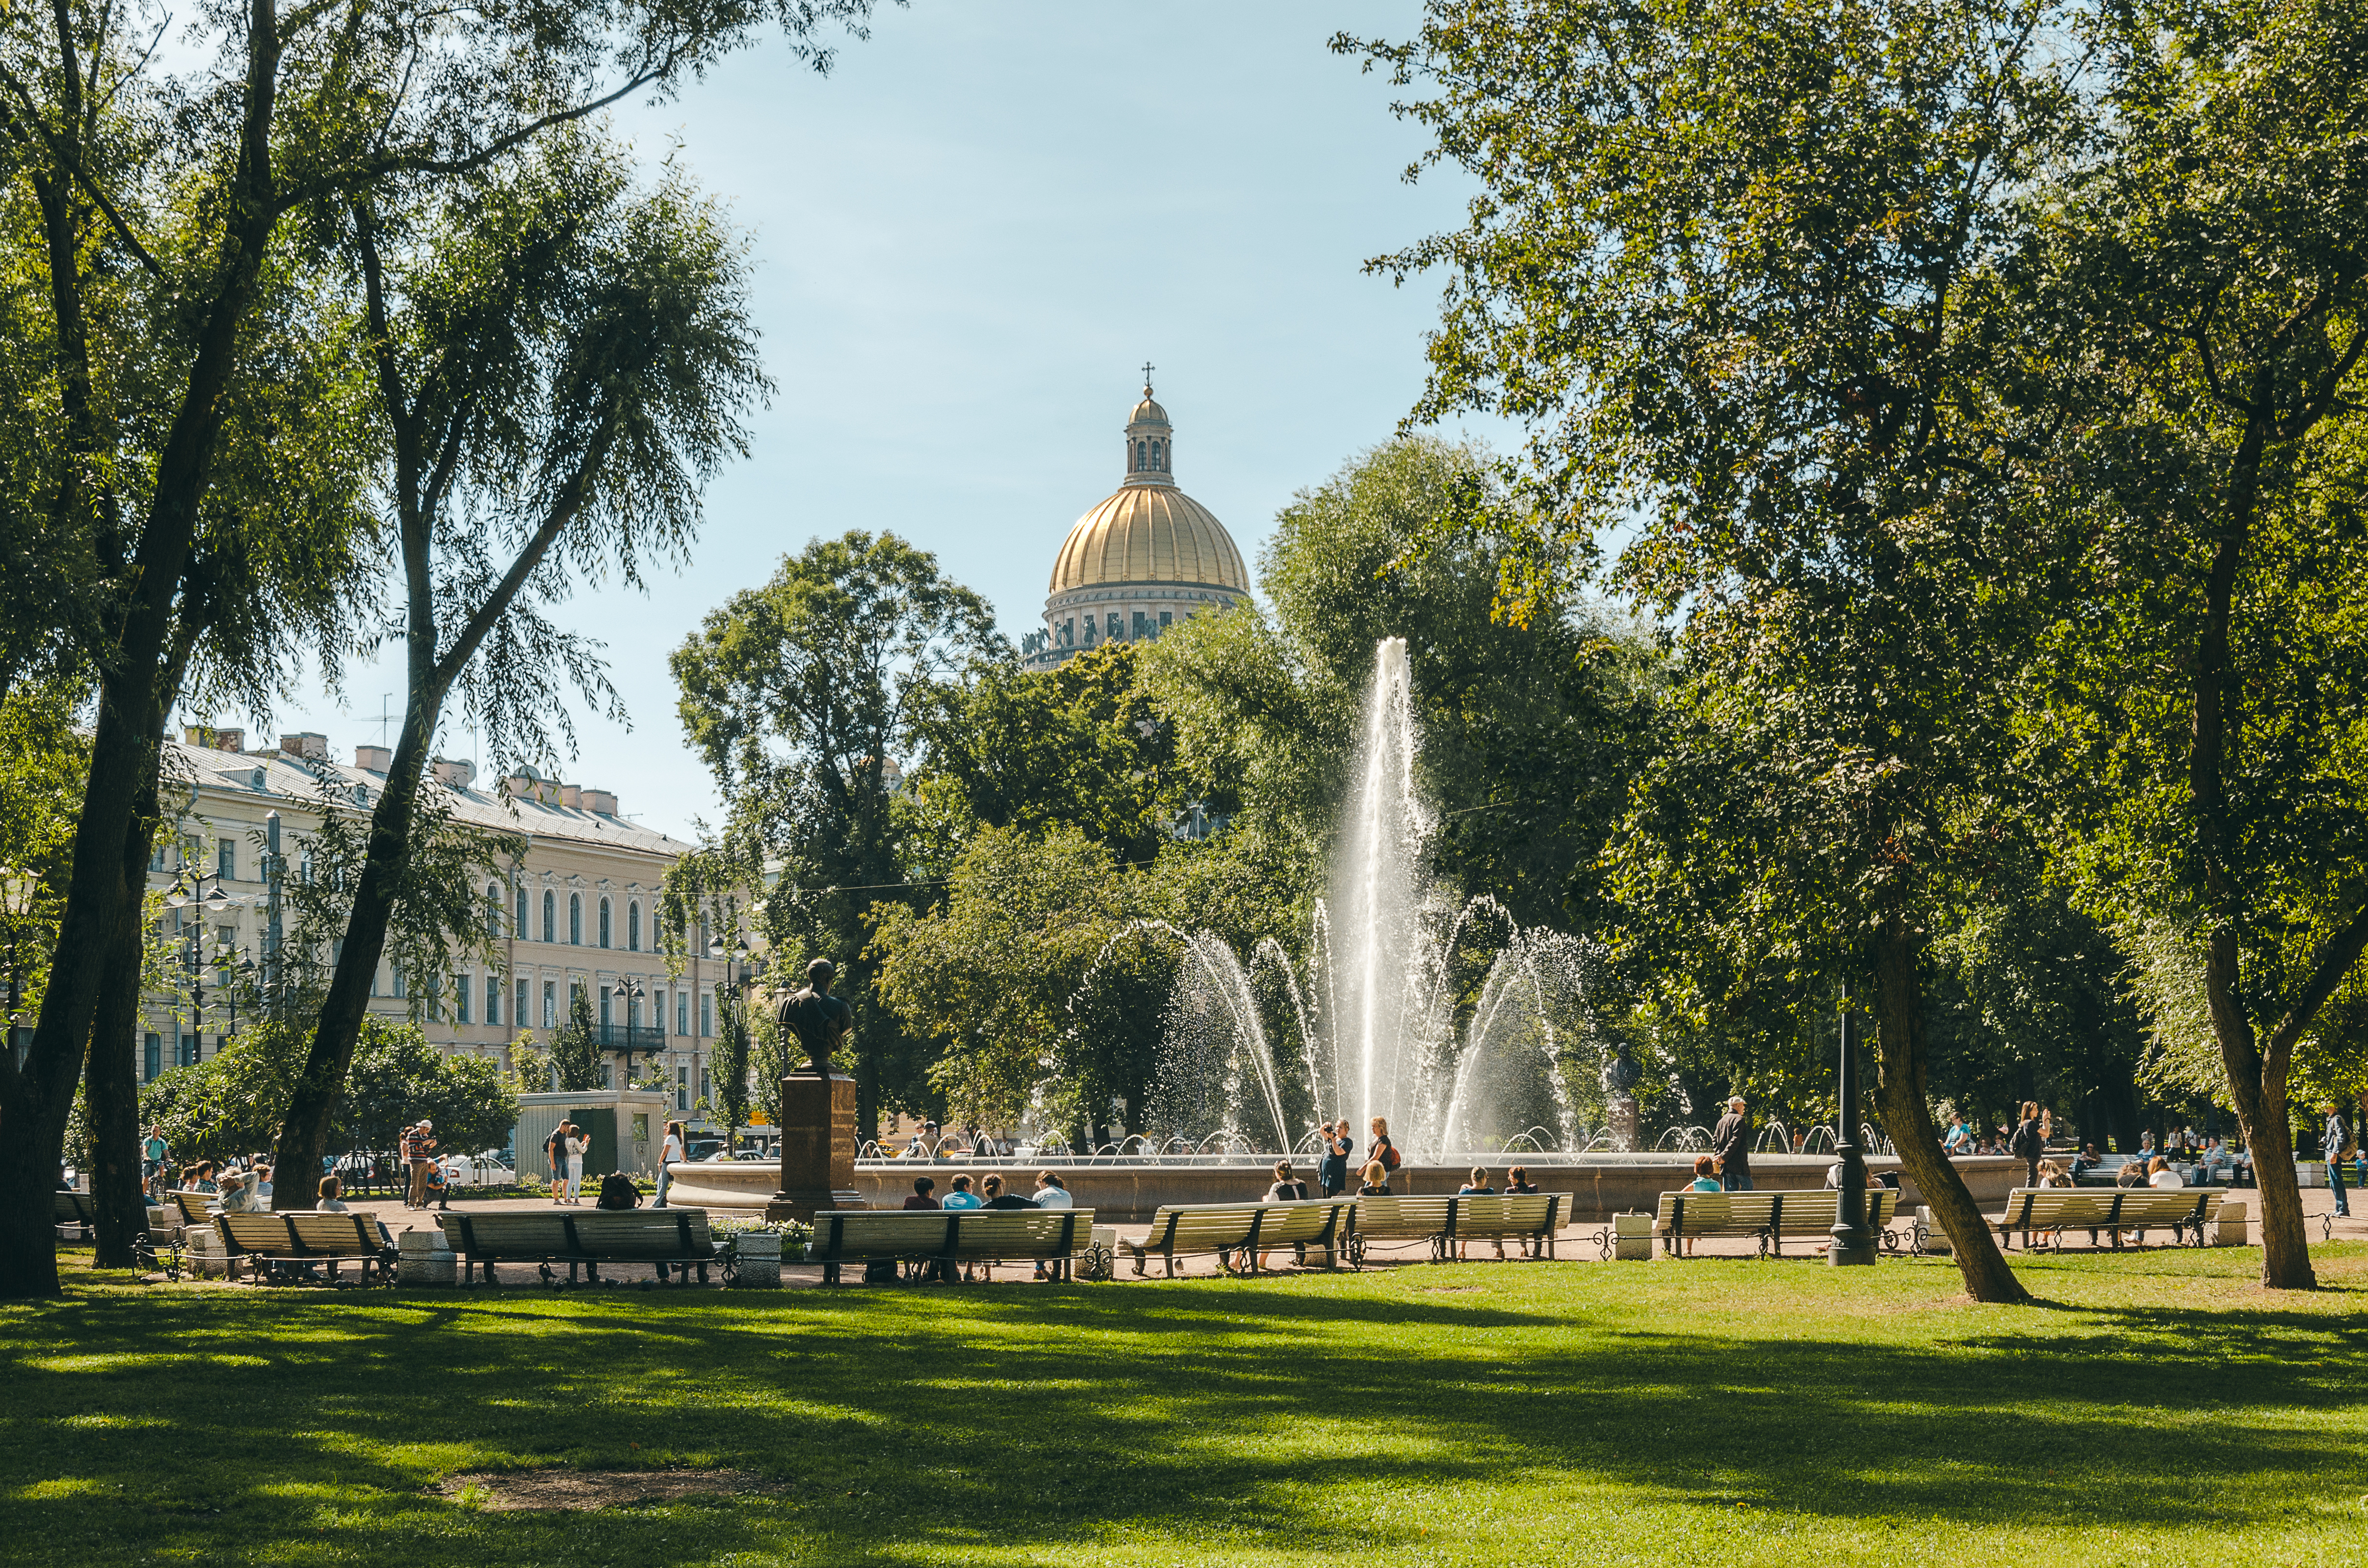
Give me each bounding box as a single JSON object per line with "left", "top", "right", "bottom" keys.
{"left": 1612, "top": 1211, "right": 1653, "bottom": 1261}
{"left": 2296, "top": 1162, "right": 2327, "bottom": 1189}
{"left": 732, "top": 1232, "right": 782, "bottom": 1288}
{"left": 2212, "top": 1201, "right": 2248, "bottom": 1247}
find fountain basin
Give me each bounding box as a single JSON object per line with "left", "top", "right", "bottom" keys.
{"left": 662, "top": 1154, "right": 2026, "bottom": 1227}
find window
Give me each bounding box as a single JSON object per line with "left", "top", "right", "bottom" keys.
{"left": 542, "top": 981, "right": 557, "bottom": 1029}
{"left": 677, "top": 992, "right": 689, "bottom": 1036}
{"left": 144, "top": 1033, "right": 161, "bottom": 1082}
{"left": 700, "top": 990, "right": 713, "bottom": 1037}
{"left": 391, "top": 966, "right": 406, "bottom": 1001}
{"left": 628, "top": 901, "right": 640, "bottom": 952}
{"left": 677, "top": 1066, "right": 688, "bottom": 1113}
{"left": 486, "top": 975, "right": 500, "bottom": 1027}
{"left": 218, "top": 839, "right": 236, "bottom": 879}
{"left": 486, "top": 881, "right": 502, "bottom": 940}
{"left": 599, "top": 986, "right": 612, "bottom": 1028}
{"left": 1134, "top": 439, "right": 1146, "bottom": 469}
{"left": 542, "top": 889, "right": 556, "bottom": 943}
{"left": 598, "top": 896, "right": 611, "bottom": 949}
{"left": 150, "top": 843, "right": 167, "bottom": 874}
{"left": 569, "top": 893, "right": 582, "bottom": 946}
{"left": 516, "top": 977, "right": 529, "bottom": 1029}
{"left": 1151, "top": 439, "right": 1164, "bottom": 470}
{"left": 180, "top": 1034, "right": 200, "bottom": 1067}
{"left": 454, "top": 975, "right": 471, "bottom": 1024}
{"left": 699, "top": 1064, "right": 711, "bottom": 1102}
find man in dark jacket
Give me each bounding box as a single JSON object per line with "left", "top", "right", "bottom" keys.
{"left": 1710, "top": 1097, "right": 1753, "bottom": 1192}
{"left": 2327, "top": 1103, "right": 2352, "bottom": 1219}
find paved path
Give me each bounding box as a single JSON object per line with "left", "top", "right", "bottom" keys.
{"left": 316, "top": 1181, "right": 2361, "bottom": 1287}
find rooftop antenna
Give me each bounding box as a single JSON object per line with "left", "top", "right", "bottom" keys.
{"left": 376, "top": 693, "right": 395, "bottom": 747}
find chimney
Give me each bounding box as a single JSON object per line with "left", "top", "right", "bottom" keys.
{"left": 181, "top": 725, "right": 244, "bottom": 752}
{"left": 580, "top": 788, "right": 617, "bottom": 815}
{"left": 278, "top": 732, "right": 328, "bottom": 760}
{"left": 353, "top": 744, "right": 392, "bottom": 773}
{"left": 432, "top": 757, "right": 478, "bottom": 789}
{"left": 558, "top": 784, "right": 582, "bottom": 809}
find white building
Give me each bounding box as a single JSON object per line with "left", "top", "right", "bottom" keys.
{"left": 142, "top": 728, "right": 733, "bottom": 1121}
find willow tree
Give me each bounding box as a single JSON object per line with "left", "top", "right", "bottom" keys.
{"left": 1343, "top": 0, "right": 2108, "bottom": 1300}
{"left": 268, "top": 130, "right": 773, "bottom": 1205}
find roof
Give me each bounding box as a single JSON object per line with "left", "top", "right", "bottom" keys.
{"left": 164, "top": 739, "right": 695, "bottom": 861}
{"left": 1048, "top": 483, "right": 1251, "bottom": 595}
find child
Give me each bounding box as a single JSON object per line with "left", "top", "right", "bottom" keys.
{"left": 1457, "top": 1167, "right": 1498, "bottom": 1259}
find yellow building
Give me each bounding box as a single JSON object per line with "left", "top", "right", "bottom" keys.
{"left": 1020, "top": 378, "right": 1252, "bottom": 670}
{"left": 141, "top": 730, "right": 732, "bottom": 1123}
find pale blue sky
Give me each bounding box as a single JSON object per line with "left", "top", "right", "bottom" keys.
{"left": 239, "top": 1, "right": 1502, "bottom": 840}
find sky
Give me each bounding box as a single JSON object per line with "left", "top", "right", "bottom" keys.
{"left": 216, "top": 1, "right": 1505, "bottom": 841}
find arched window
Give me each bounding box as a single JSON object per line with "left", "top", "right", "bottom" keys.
{"left": 541, "top": 889, "right": 555, "bottom": 943}
{"left": 516, "top": 881, "right": 528, "bottom": 937}
{"left": 1151, "top": 439, "right": 1163, "bottom": 470}
{"left": 628, "top": 902, "right": 641, "bottom": 953}
{"left": 1134, "top": 439, "right": 1146, "bottom": 470}
{"left": 598, "top": 897, "right": 611, "bottom": 949}
{"left": 569, "top": 893, "right": 583, "bottom": 946}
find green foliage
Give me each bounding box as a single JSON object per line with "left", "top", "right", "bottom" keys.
{"left": 138, "top": 1017, "right": 516, "bottom": 1165}
{"left": 0, "top": 681, "right": 89, "bottom": 1024}
{"left": 551, "top": 986, "right": 605, "bottom": 1094}
{"left": 666, "top": 529, "right": 1003, "bottom": 1130}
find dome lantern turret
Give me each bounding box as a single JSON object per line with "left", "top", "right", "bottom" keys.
{"left": 1123, "top": 363, "right": 1174, "bottom": 488}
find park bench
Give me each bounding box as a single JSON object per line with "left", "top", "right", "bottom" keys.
{"left": 435, "top": 1210, "right": 721, "bottom": 1286}
{"left": 1988, "top": 1187, "right": 2224, "bottom": 1251}
{"left": 1344, "top": 1193, "right": 1564, "bottom": 1265}
{"left": 1121, "top": 1200, "right": 1352, "bottom": 1277}
{"left": 1654, "top": 1188, "right": 1899, "bottom": 1258}
{"left": 808, "top": 1208, "right": 1101, "bottom": 1284}
{"left": 53, "top": 1190, "right": 98, "bottom": 1240}
{"left": 214, "top": 1211, "right": 398, "bottom": 1284}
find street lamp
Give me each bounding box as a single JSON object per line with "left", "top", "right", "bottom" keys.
{"left": 618, "top": 977, "right": 648, "bottom": 1085}
{"left": 1828, "top": 1003, "right": 1878, "bottom": 1267}
{"left": 165, "top": 866, "right": 244, "bottom": 1058}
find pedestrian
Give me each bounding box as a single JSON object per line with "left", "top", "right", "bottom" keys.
{"left": 1316, "top": 1120, "right": 1353, "bottom": 1198}
{"left": 2326, "top": 1102, "right": 2353, "bottom": 1219}
{"left": 544, "top": 1122, "right": 568, "bottom": 1204}
{"left": 1711, "top": 1097, "right": 1754, "bottom": 1192}
{"left": 141, "top": 1125, "right": 169, "bottom": 1200}
{"left": 402, "top": 1120, "right": 439, "bottom": 1208}
{"left": 655, "top": 1120, "right": 686, "bottom": 1208}
{"left": 1369, "top": 1116, "right": 1400, "bottom": 1175}
{"left": 2010, "top": 1100, "right": 2045, "bottom": 1189}
{"left": 562, "top": 1122, "right": 587, "bottom": 1204}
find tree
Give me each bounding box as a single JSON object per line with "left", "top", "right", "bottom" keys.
{"left": 1, "top": 0, "right": 876, "bottom": 1298}
{"left": 1342, "top": 0, "right": 2113, "bottom": 1300}
{"left": 667, "top": 531, "right": 1002, "bottom": 1135}
{"left": 269, "top": 127, "right": 771, "bottom": 1209}
{"left": 551, "top": 985, "right": 605, "bottom": 1094}
{"left": 708, "top": 987, "right": 753, "bottom": 1151}
{"left": 2010, "top": 0, "right": 2368, "bottom": 1288}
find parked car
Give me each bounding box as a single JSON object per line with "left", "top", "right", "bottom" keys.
{"left": 437, "top": 1150, "right": 515, "bottom": 1187}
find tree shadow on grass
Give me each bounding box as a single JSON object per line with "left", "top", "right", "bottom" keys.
{"left": 4, "top": 1266, "right": 2363, "bottom": 1564}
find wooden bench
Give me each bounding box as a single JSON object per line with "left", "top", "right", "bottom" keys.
{"left": 53, "top": 1190, "right": 98, "bottom": 1240}
{"left": 435, "top": 1210, "right": 720, "bottom": 1285}
{"left": 808, "top": 1208, "right": 1101, "bottom": 1284}
{"left": 1345, "top": 1193, "right": 1565, "bottom": 1264}
{"left": 214, "top": 1211, "right": 398, "bottom": 1284}
{"left": 1989, "top": 1187, "right": 2224, "bottom": 1250}
{"left": 165, "top": 1189, "right": 217, "bottom": 1229}
{"left": 1655, "top": 1188, "right": 1898, "bottom": 1257}
{"left": 1122, "top": 1200, "right": 1352, "bottom": 1277}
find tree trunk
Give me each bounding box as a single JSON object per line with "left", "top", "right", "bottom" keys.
{"left": 270, "top": 723, "right": 430, "bottom": 1210}
{"left": 84, "top": 904, "right": 151, "bottom": 1271}
{"left": 1873, "top": 922, "right": 2032, "bottom": 1304}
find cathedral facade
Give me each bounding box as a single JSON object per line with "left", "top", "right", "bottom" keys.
{"left": 1019, "top": 380, "right": 1251, "bottom": 670}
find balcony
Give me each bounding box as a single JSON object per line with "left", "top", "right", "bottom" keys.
{"left": 597, "top": 1022, "right": 671, "bottom": 1053}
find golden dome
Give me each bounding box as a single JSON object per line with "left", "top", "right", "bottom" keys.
{"left": 1049, "top": 484, "right": 1250, "bottom": 595}
{"left": 1130, "top": 393, "right": 1170, "bottom": 426}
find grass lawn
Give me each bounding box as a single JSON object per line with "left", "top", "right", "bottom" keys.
{"left": 5, "top": 1245, "right": 2365, "bottom": 1566}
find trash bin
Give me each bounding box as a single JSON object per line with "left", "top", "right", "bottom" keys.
{"left": 2212, "top": 1201, "right": 2248, "bottom": 1247}
{"left": 1614, "top": 1211, "right": 1653, "bottom": 1261}
{"left": 396, "top": 1226, "right": 456, "bottom": 1286}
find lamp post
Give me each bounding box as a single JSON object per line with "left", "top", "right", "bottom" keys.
{"left": 1828, "top": 1003, "right": 1878, "bottom": 1266}
{"left": 707, "top": 932, "right": 755, "bottom": 1154}
{"left": 618, "top": 978, "right": 647, "bottom": 1086}
{"left": 164, "top": 869, "right": 245, "bottom": 1059}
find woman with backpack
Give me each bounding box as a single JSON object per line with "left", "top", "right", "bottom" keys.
{"left": 1369, "top": 1117, "right": 1400, "bottom": 1177}
{"left": 2009, "top": 1101, "right": 2045, "bottom": 1189}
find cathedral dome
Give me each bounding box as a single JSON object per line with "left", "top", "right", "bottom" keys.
{"left": 1129, "top": 393, "right": 1170, "bottom": 426}
{"left": 1049, "top": 484, "right": 1249, "bottom": 595}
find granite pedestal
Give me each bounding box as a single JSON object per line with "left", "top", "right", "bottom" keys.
{"left": 767, "top": 1071, "right": 860, "bottom": 1223}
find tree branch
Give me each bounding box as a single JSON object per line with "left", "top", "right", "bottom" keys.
{"left": 0, "top": 60, "right": 162, "bottom": 277}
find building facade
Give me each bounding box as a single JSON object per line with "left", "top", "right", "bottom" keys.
{"left": 1019, "top": 380, "right": 1252, "bottom": 670}
{"left": 141, "top": 729, "right": 733, "bottom": 1125}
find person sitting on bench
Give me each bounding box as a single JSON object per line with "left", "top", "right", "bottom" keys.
{"left": 1258, "top": 1162, "right": 1312, "bottom": 1272}
{"left": 317, "top": 1176, "right": 350, "bottom": 1212}
{"left": 1682, "top": 1155, "right": 1720, "bottom": 1255}
{"left": 1457, "top": 1167, "right": 1500, "bottom": 1259}
{"left": 2036, "top": 1160, "right": 2075, "bottom": 1188}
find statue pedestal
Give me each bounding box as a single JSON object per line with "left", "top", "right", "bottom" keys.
{"left": 1608, "top": 1094, "right": 1640, "bottom": 1153}
{"left": 767, "top": 1071, "right": 859, "bottom": 1223}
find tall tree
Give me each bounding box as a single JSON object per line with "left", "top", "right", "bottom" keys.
{"left": 667, "top": 531, "right": 1002, "bottom": 1136}
{"left": 0, "top": 0, "right": 873, "bottom": 1297}
{"left": 1344, "top": 0, "right": 2106, "bottom": 1299}
{"left": 269, "top": 130, "right": 769, "bottom": 1207}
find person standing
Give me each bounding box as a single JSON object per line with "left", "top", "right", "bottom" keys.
{"left": 1368, "top": 1117, "right": 1400, "bottom": 1176}
{"left": 563, "top": 1123, "right": 588, "bottom": 1205}
{"left": 544, "top": 1122, "right": 568, "bottom": 1205}
{"left": 2326, "top": 1102, "right": 2352, "bottom": 1220}
{"left": 655, "top": 1120, "right": 686, "bottom": 1208}
{"left": 1316, "top": 1121, "right": 1353, "bottom": 1198}
{"left": 1710, "top": 1097, "right": 1754, "bottom": 1192}
{"left": 141, "top": 1126, "right": 169, "bottom": 1199}
{"left": 2009, "top": 1101, "right": 2045, "bottom": 1189}
{"left": 402, "top": 1121, "right": 439, "bottom": 1208}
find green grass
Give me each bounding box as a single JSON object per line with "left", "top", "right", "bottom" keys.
{"left": 5, "top": 1245, "right": 2367, "bottom": 1566}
